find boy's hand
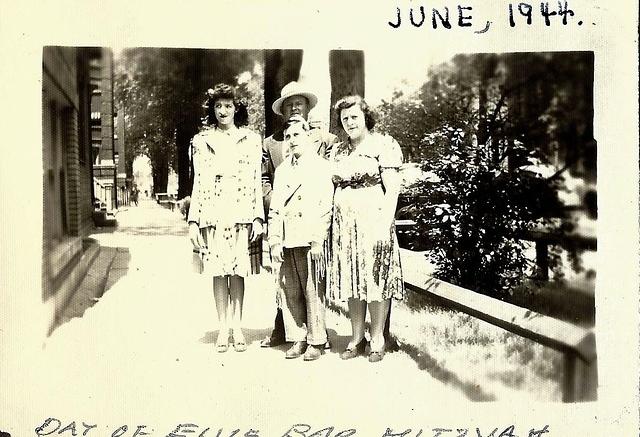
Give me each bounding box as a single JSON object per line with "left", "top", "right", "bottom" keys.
{"left": 310, "top": 241, "right": 325, "bottom": 278}
{"left": 250, "top": 218, "right": 264, "bottom": 242}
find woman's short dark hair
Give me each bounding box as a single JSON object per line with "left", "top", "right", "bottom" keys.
{"left": 203, "top": 83, "right": 249, "bottom": 127}
{"left": 333, "top": 95, "right": 376, "bottom": 131}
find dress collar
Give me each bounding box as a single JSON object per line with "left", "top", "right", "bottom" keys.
{"left": 340, "top": 131, "right": 376, "bottom": 155}
{"left": 204, "top": 126, "right": 248, "bottom": 144}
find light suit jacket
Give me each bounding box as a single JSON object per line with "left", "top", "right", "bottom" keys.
{"left": 262, "top": 128, "right": 338, "bottom": 214}
{"left": 268, "top": 153, "right": 334, "bottom": 249}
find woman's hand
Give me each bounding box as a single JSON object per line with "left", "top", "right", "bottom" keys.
{"left": 271, "top": 243, "right": 284, "bottom": 264}
{"left": 250, "top": 218, "right": 264, "bottom": 242}
{"left": 189, "top": 222, "right": 204, "bottom": 249}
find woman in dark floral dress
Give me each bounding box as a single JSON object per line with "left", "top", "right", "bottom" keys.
{"left": 329, "top": 95, "right": 404, "bottom": 363}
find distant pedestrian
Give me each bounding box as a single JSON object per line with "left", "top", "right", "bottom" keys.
{"left": 188, "top": 83, "right": 264, "bottom": 353}
{"left": 131, "top": 187, "right": 139, "bottom": 206}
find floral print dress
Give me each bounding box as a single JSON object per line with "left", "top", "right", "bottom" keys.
{"left": 328, "top": 132, "right": 405, "bottom": 302}
{"left": 188, "top": 126, "right": 263, "bottom": 277}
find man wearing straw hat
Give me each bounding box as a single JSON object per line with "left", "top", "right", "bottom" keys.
{"left": 261, "top": 81, "right": 338, "bottom": 349}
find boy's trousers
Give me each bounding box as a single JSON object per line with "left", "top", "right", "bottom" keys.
{"left": 278, "top": 246, "right": 327, "bottom": 346}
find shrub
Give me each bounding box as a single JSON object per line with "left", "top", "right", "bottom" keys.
{"left": 408, "top": 129, "right": 565, "bottom": 297}
{"left": 380, "top": 53, "right": 594, "bottom": 298}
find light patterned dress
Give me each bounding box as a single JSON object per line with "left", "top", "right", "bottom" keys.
{"left": 188, "top": 126, "right": 263, "bottom": 277}
{"left": 328, "top": 132, "right": 404, "bottom": 303}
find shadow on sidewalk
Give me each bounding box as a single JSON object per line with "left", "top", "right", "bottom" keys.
{"left": 200, "top": 328, "right": 273, "bottom": 347}
{"left": 51, "top": 245, "right": 130, "bottom": 335}
{"left": 398, "top": 341, "right": 497, "bottom": 401}
{"left": 327, "top": 298, "right": 496, "bottom": 400}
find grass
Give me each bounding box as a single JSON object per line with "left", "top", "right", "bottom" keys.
{"left": 508, "top": 280, "right": 595, "bottom": 327}
{"left": 327, "top": 290, "right": 564, "bottom": 401}
{"left": 390, "top": 292, "right": 564, "bottom": 401}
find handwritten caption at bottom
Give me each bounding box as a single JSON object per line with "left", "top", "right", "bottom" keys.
{"left": 34, "top": 419, "right": 550, "bottom": 437}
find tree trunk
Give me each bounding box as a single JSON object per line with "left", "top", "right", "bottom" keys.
{"left": 151, "top": 157, "right": 169, "bottom": 194}
{"left": 329, "top": 50, "right": 365, "bottom": 139}
{"left": 264, "top": 49, "right": 303, "bottom": 138}
{"left": 177, "top": 49, "right": 204, "bottom": 200}
{"left": 176, "top": 123, "right": 198, "bottom": 199}
{"left": 476, "top": 54, "right": 499, "bottom": 163}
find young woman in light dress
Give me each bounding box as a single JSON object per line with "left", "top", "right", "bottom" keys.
{"left": 188, "top": 84, "right": 264, "bottom": 353}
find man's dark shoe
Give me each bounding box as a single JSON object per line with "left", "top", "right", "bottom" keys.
{"left": 260, "top": 335, "right": 286, "bottom": 348}
{"left": 385, "top": 336, "right": 400, "bottom": 352}
{"left": 323, "top": 335, "right": 332, "bottom": 350}
{"left": 285, "top": 341, "right": 307, "bottom": 359}
{"left": 261, "top": 311, "right": 286, "bottom": 348}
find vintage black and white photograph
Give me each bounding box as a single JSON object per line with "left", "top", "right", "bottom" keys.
{"left": 38, "top": 46, "right": 597, "bottom": 411}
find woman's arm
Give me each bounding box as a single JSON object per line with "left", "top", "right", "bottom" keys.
{"left": 378, "top": 136, "right": 404, "bottom": 230}
{"left": 187, "top": 135, "right": 203, "bottom": 226}
{"left": 187, "top": 135, "right": 204, "bottom": 248}
{"left": 310, "top": 160, "right": 335, "bottom": 246}
{"left": 267, "top": 166, "right": 286, "bottom": 262}
{"left": 379, "top": 167, "right": 401, "bottom": 227}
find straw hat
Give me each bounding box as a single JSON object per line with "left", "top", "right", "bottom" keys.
{"left": 271, "top": 81, "right": 318, "bottom": 116}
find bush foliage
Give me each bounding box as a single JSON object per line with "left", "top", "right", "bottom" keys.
{"left": 378, "top": 53, "right": 594, "bottom": 297}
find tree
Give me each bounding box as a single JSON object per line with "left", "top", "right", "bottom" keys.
{"left": 237, "top": 61, "right": 266, "bottom": 137}
{"left": 116, "top": 48, "right": 189, "bottom": 194}
{"left": 376, "top": 91, "right": 437, "bottom": 163}
{"left": 264, "top": 49, "right": 303, "bottom": 138}
{"left": 115, "top": 48, "right": 262, "bottom": 196}
{"left": 329, "top": 50, "right": 365, "bottom": 139}
{"left": 377, "top": 52, "right": 595, "bottom": 297}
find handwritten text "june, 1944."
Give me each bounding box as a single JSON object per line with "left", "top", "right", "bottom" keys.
{"left": 388, "top": 2, "right": 582, "bottom": 32}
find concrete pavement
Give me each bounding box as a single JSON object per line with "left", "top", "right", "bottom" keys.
{"left": 34, "top": 198, "right": 469, "bottom": 432}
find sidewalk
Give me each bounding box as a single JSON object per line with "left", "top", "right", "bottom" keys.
{"left": 39, "top": 199, "right": 466, "bottom": 425}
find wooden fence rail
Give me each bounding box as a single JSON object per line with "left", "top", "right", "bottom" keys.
{"left": 400, "top": 248, "right": 597, "bottom": 402}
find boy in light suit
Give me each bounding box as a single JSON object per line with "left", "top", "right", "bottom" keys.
{"left": 268, "top": 115, "right": 334, "bottom": 361}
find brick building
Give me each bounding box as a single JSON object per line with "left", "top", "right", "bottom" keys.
{"left": 42, "top": 46, "right": 100, "bottom": 333}
{"left": 41, "top": 46, "right": 127, "bottom": 336}
{"left": 90, "top": 48, "right": 121, "bottom": 211}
